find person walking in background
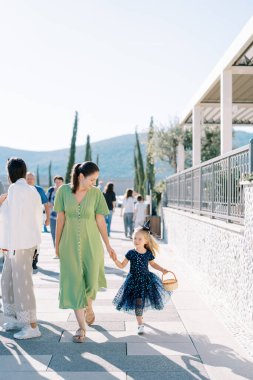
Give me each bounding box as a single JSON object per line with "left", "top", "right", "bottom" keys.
{"left": 103, "top": 182, "right": 116, "bottom": 236}
{"left": 0, "top": 158, "right": 42, "bottom": 339}
{"left": 26, "top": 172, "right": 50, "bottom": 228}
{"left": 134, "top": 195, "right": 147, "bottom": 228}
{"left": 26, "top": 172, "right": 50, "bottom": 269}
{"left": 46, "top": 176, "right": 64, "bottom": 254}
{"left": 54, "top": 162, "right": 116, "bottom": 343}
{"left": 97, "top": 180, "right": 103, "bottom": 191}
{"left": 121, "top": 188, "right": 135, "bottom": 239}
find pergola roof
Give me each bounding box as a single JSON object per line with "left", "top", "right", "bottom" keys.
{"left": 181, "top": 17, "right": 253, "bottom": 126}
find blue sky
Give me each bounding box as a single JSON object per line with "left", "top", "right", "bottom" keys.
{"left": 0, "top": 0, "right": 253, "bottom": 151}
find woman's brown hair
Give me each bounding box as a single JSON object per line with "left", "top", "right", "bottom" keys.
{"left": 124, "top": 188, "right": 133, "bottom": 199}
{"left": 104, "top": 182, "right": 114, "bottom": 194}
{"left": 71, "top": 161, "right": 99, "bottom": 193}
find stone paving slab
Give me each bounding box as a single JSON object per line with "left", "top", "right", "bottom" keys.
{"left": 126, "top": 371, "right": 209, "bottom": 380}
{"left": 36, "top": 312, "right": 71, "bottom": 322}
{"left": 39, "top": 321, "right": 126, "bottom": 332}
{"left": 172, "top": 291, "right": 211, "bottom": 310}
{"left": 0, "top": 372, "right": 127, "bottom": 380}
{"left": 60, "top": 330, "right": 192, "bottom": 344}
{"left": 177, "top": 310, "right": 234, "bottom": 336}
{"left": 202, "top": 365, "right": 253, "bottom": 380}
{"left": 0, "top": 354, "right": 52, "bottom": 371}
{"left": 190, "top": 334, "right": 251, "bottom": 359}
{"left": 125, "top": 321, "right": 186, "bottom": 332}
{"left": 67, "top": 303, "right": 178, "bottom": 321}
{"left": 47, "top": 352, "right": 207, "bottom": 375}
{"left": 127, "top": 342, "right": 198, "bottom": 356}
{"left": 0, "top": 326, "right": 62, "bottom": 342}
{"left": 0, "top": 341, "right": 127, "bottom": 356}
{"left": 67, "top": 311, "right": 179, "bottom": 322}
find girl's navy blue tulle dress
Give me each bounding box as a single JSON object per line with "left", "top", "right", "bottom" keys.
{"left": 113, "top": 249, "right": 172, "bottom": 316}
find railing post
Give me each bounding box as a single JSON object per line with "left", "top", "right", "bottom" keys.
{"left": 178, "top": 175, "right": 180, "bottom": 207}
{"left": 184, "top": 173, "right": 186, "bottom": 208}
{"left": 249, "top": 138, "right": 253, "bottom": 173}
{"left": 227, "top": 157, "right": 231, "bottom": 220}
{"left": 191, "top": 170, "right": 194, "bottom": 208}
{"left": 211, "top": 163, "right": 214, "bottom": 215}
{"left": 199, "top": 167, "right": 202, "bottom": 212}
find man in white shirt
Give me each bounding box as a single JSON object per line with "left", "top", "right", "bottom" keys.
{"left": 0, "top": 158, "right": 42, "bottom": 340}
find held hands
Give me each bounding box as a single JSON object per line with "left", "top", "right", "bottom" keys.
{"left": 162, "top": 268, "right": 169, "bottom": 275}
{"left": 106, "top": 245, "right": 117, "bottom": 261}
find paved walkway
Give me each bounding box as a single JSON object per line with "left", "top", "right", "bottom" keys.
{"left": 0, "top": 209, "right": 253, "bottom": 380}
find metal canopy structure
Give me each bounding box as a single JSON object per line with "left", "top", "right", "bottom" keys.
{"left": 178, "top": 16, "right": 253, "bottom": 171}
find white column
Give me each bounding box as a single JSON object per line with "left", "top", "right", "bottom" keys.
{"left": 192, "top": 105, "right": 201, "bottom": 166}
{"left": 220, "top": 69, "right": 233, "bottom": 154}
{"left": 177, "top": 142, "right": 185, "bottom": 172}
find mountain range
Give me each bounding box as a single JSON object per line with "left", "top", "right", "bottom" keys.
{"left": 1, "top": 131, "right": 253, "bottom": 190}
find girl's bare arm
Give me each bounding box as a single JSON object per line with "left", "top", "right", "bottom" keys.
{"left": 114, "top": 257, "right": 129, "bottom": 269}
{"left": 149, "top": 260, "right": 168, "bottom": 274}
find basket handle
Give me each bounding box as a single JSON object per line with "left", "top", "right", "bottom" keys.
{"left": 162, "top": 271, "right": 177, "bottom": 281}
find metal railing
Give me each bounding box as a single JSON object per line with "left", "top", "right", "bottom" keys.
{"left": 165, "top": 140, "right": 253, "bottom": 224}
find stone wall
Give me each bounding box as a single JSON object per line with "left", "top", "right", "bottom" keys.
{"left": 163, "top": 182, "right": 253, "bottom": 328}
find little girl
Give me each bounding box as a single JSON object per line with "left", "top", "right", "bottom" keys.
{"left": 112, "top": 223, "right": 172, "bottom": 334}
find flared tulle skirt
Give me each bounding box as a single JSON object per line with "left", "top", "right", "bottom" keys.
{"left": 113, "top": 272, "right": 172, "bottom": 315}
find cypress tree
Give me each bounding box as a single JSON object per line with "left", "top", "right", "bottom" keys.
{"left": 134, "top": 146, "right": 139, "bottom": 192}
{"left": 36, "top": 165, "right": 40, "bottom": 186}
{"left": 96, "top": 154, "right": 99, "bottom": 186}
{"left": 135, "top": 129, "right": 145, "bottom": 196}
{"left": 65, "top": 111, "right": 78, "bottom": 183}
{"left": 85, "top": 134, "right": 92, "bottom": 161}
{"left": 146, "top": 116, "right": 155, "bottom": 194}
{"left": 48, "top": 161, "right": 53, "bottom": 187}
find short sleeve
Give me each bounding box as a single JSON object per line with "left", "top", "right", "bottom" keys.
{"left": 39, "top": 188, "right": 48, "bottom": 204}
{"left": 54, "top": 186, "right": 65, "bottom": 212}
{"left": 95, "top": 189, "right": 109, "bottom": 215}
{"left": 125, "top": 250, "right": 133, "bottom": 260}
{"left": 148, "top": 251, "right": 155, "bottom": 261}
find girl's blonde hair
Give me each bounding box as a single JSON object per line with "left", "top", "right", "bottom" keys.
{"left": 134, "top": 228, "right": 159, "bottom": 256}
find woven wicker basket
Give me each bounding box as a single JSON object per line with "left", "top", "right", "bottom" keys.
{"left": 162, "top": 271, "right": 178, "bottom": 291}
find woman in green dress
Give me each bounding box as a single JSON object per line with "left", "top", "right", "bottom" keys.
{"left": 54, "top": 161, "right": 116, "bottom": 343}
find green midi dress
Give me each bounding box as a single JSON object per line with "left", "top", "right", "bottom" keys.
{"left": 54, "top": 184, "right": 109, "bottom": 309}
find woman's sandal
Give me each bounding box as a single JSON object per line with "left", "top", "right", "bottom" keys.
{"left": 72, "top": 328, "right": 86, "bottom": 343}
{"left": 85, "top": 307, "right": 95, "bottom": 326}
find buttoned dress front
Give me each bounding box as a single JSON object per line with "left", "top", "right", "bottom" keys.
{"left": 54, "top": 184, "right": 109, "bottom": 309}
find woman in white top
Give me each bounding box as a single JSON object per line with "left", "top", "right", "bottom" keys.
{"left": 0, "top": 158, "right": 42, "bottom": 340}
{"left": 121, "top": 188, "right": 135, "bottom": 238}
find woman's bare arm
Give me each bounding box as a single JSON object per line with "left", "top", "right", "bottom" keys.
{"left": 96, "top": 214, "right": 116, "bottom": 260}
{"left": 55, "top": 212, "right": 65, "bottom": 257}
